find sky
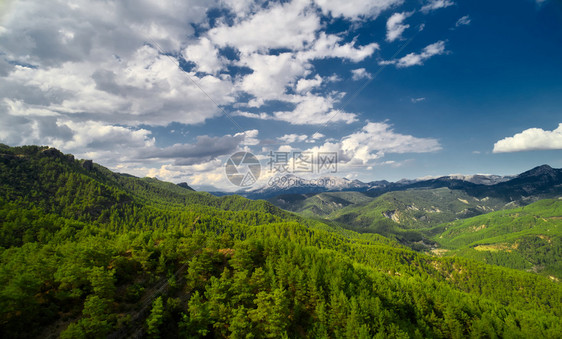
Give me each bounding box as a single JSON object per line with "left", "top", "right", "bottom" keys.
{"left": 1, "top": 0, "right": 561, "bottom": 191}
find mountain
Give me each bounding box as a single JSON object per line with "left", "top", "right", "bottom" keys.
{"left": 324, "top": 187, "right": 510, "bottom": 250}
{"left": 266, "top": 165, "right": 562, "bottom": 252}
{"left": 443, "top": 174, "right": 514, "bottom": 185}
{"left": 1, "top": 145, "right": 561, "bottom": 338}
{"left": 266, "top": 165, "right": 562, "bottom": 217}
{"left": 238, "top": 171, "right": 521, "bottom": 200}
{"left": 176, "top": 182, "right": 195, "bottom": 190}
{"left": 269, "top": 191, "right": 373, "bottom": 218}
{"left": 478, "top": 164, "right": 562, "bottom": 200}
{"left": 239, "top": 174, "right": 372, "bottom": 199}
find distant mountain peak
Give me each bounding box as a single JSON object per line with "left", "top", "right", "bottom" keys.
{"left": 177, "top": 182, "right": 195, "bottom": 191}
{"left": 517, "top": 164, "right": 556, "bottom": 178}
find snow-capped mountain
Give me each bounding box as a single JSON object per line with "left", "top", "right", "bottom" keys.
{"left": 443, "top": 174, "right": 514, "bottom": 185}
{"left": 237, "top": 174, "right": 371, "bottom": 199}
{"left": 212, "top": 168, "right": 556, "bottom": 200}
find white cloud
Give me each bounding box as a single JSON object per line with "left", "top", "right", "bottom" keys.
{"left": 228, "top": 29, "right": 378, "bottom": 106}
{"left": 117, "top": 159, "right": 229, "bottom": 189}
{"left": 183, "top": 38, "right": 225, "bottom": 74}
{"left": 0, "top": 0, "right": 445, "bottom": 182}
{"left": 0, "top": 0, "right": 212, "bottom": 66}
{"left": 326, "top": 74, "right": 342, "bottom": 82}
{"left": 236, "top": 52, "right": 310, "bottom": 103}
{"left": 380, "top": 40, "right": 446, "bottom": 67}
{"left": 278, "top": 134, "right": 310, "bottom": 144}
{"left": 272, "top": 94, "right": 357, "bottom": 125}
{"left": 421, "top": 0, "right": 455, "bottom": 13}
{"left": 234, "top": 92, "right": 357, "bottom": 125}
{"left": 386, "top": 11, "right": 412, "bottom": 42}
{"left": 235, "top": 129, "right": 260, "bottom": 146}
{"left": 0, "top": 0, "right": 238, "bottom": 138}
{"left": 277, "top": 132, "right": 324, "bottom": 144}
{"left": 0, "top": 108, "right": 156, "bottom": 165}
{"left": 298, "top": 32, "right": 379, "bottom": 63}
{"left": 312, "top": 132, "right": 325, "bottom": 140}
{"left": 209, "top": 0, "right": 320, "bottom": 55}
{"left": 220, "top": 0, "right": 263, "bottom": 17}
{"left": 351, "top": 68, "right": 372, "bottom": 81}
{"left": 303, "top": 121, "right": 441, "bottom": 165}
{"left": 3, "top": 45, "right": 236, "bottom": 126}
{"left": 455, "top": 15, "right": 471, "bottom": 27}
{"left": 493, "top": 124, "right": 562, "bottom": 153}
{"left": 411, "top": 97, "right": 426, "bottom": 103}
{"left": 314, "top": 0, "right": 405, "bottom": 20}
{"left": 295, "top": 75, "right": 323, "bottom": 93}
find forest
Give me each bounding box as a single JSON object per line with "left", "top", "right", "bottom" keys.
{"left": 1, "top": 144, "right": 561, "bottom": 338}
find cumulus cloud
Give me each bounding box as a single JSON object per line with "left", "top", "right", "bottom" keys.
{"left": 0, "top": 0, "right": 451, "bottom": 185}
{"left": 3, "top": 46, "right": 236, "bottom": 126}
{"left": 272, "top": 94, "right": 357, "bottom": 125}
{"left": 314, "top": 0, "right": 405, "bottom": 20}
{"left": 351, "top": 68, "right": 372, "bottom": 81}
{"left": 233, "top": 91, "right": 357, "bottom": 125}
{"left": 236, "top": 52, "right": 309, "bottom": 103}
{"left": 493, "top": 124, "right": 562, "bottom": 153}
{"left": 421, "top": 0, "right": 454, "bottom": 13}
{"left": 209, "top": 0, "right": 320, "bottom": 55}
{"left": 298, "top": 32, "right": 380, "bottom": 63}
{"left": 295, "top": 75, "right": 323, "bottom": 93}
{"left": 278, "top": 134, "right": 310, "bottom": 144}
{"left": 380, "top": 41, "right": 446, "bottom": 67}
{"left": 236, "top": 129, "right": 260, "bottom": 146}
{"left": 278, "top": 132, "right": 324, "bottom": 144}
{"left": 230, "top": 30, "right": 378, "bottom": 105}
{"left": 0, "top": 0, "right": 236, "bottom": 136}
{"left": 183, "top": 38, "right": 225, "bottom": 74}
{"left": 304, "top": 121, "right": 441, "bottom": 165}
{"left": 386, "top": 11, "right": 412, "bottom": 42}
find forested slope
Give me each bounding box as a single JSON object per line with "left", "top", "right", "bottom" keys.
{"left": 426, "top": 198, "right": 562, "bottom": 278}
{"left": 1, "top": 145, "right": 561, "bottom": 338}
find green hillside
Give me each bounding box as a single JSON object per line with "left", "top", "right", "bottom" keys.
{"left": 426, "top": 198, "right": 562, "bottom": 279}
{"left": 297, "top": 188, "right": 506, "bottom": 249}
{"left": 1, "top": 145, "right": 561, "bottom": 338}
{"left": 269, "top": 191, "right": 373, "bottom": 218}
{"left": 330, "top": 188, "right": 508, "bottom": 228}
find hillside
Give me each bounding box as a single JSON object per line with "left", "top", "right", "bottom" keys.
{"left": 274, "top": 188, "right": 508, "bottom": 250}
{"left": 1, "top": 145, "right": 561, "bottom": 338}
{"left": 425, "top": 198, "right": 562, "bottom": 279}
{"left": 265, "top": 166, "right": 562, "bottom": 251}
{"left": 268, "top": 191, "right": 373, "bottom": 218}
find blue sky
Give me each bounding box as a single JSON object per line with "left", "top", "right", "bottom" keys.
{"left": 0, "top": 0, "right": 561, "bottom": 190}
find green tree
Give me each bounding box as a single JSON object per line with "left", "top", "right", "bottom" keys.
{"left": 146, "top": 296, "right": 164, "bottom": 338}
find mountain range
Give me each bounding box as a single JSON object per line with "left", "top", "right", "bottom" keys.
{"left": 231, "top": 167, "right": 554, "bottom": 200}
{"left": 264, "top": 165, "right": 562, "bottom": 271}
{"left": 264, "top": 165, "right": 562, "bottom": 217}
